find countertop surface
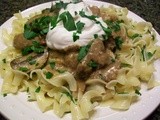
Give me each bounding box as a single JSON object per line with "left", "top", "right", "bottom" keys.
{"left": 0, "top": 0, "right": 160, "bottom": 120}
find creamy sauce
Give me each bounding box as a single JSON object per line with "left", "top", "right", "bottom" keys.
{"left": 46, "top": 2, "right": 107, "bottom": 50}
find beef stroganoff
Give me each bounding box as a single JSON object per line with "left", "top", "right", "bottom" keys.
{"left": 0, "top": 0, "right": 160, "bottom": 119}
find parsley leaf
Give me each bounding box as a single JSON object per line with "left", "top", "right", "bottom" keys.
{"left": 135, "top": 89, "right": 141, "bottom": 96}
{"left": 3, "top": 93, "right": 7, "bottom": 97}
{"left": 115, "top": 36, "right": 123, "bottom": 50}
{"left": 106, "top": 20, "right": 123, "bottom": 32}
{"left": 56, "top": 69, "right": 66, "bottom": 73}
{"left": 55, "top": 1, "right": 70, "bottom": 9}
{"left": 45, "top": 72, "right": 53, "bottom": 79}
{"left": 2, "top": 58, "right": 6, "bottom": 63}
{"left": 35, "top": 86, "right": 41, "bottom": 93}
{"left": 27, "top": 87, "right": 29, "bottom": 93}
{"left": 88, "top": 60, "right": 98, "bottom": 68}
{"left": 79, "top": 10, "right": 97, "bottom": 21}
{"left": 78, "top": 44, "right": 91, "bottom": 62}
{"left": 24, "top": 16, "right": 55, "bottom": 40}
{"left": 73, "top": 32, "right": 79, "bottom": 42}
{"left": 130, "top": 33, "right": 142, "bottom": 39}
{"left": 94, "top": 34, "right": 98, "bottom": 39}
{"left": 21, "top": 41, "right": 45, "bottom": 56}
{"left": 120, "top": 63, "right": 132, "bottom": 68}
{"left": 19, "top": 67, "right": 29, "bottom": 72}
{"left": 76, "top": 21, "right": 85, "bottom": 33}
{"left": 24, "top": 24, "right": 38, "bottom": 40}
{"left": 59, "top": 11, "right": 76, "bottom": 31}
{"left": 49, "top": 61, "right": 55, "bottom": 69}
{"left": 29, "top": 60, "right": 36, "bottom": 65}
{"left": 62, "top": 91, "right": 76, "bottom": 103}
{"left": 141, "top": 45, "right": 156, "bottom": 61}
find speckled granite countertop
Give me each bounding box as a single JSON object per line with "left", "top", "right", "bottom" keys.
{"left": 0, "top": 0, "right": 160, "bottom": 120}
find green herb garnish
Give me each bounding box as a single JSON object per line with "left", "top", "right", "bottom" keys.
{"left": 135, "top": 89, "right": 141, "bottom": 96}
{"left": 79, "top": 10, "right": 97, "bottom": 21}
{"left": 35, "top": 86, "right": 41, "bottom": 93}
{"left": 29, "top": 60, "right": 36, "bottom": 65}
{"left": 3, "top": 93, "right": 7, "bottom": 97}
{"left": 24, "top": 16, "right": 54, "bottom": 39}
{"left": 115, "top": 36, "right": 123, "bottom": 50}
{"left": 77, "top": 44, "right": 91, "bottom": 62}
{"left": 88, "top": 60, "right": 98, "bottom": 68}
{"left": 141, "top": 45, "right": 156, "bottom": 61}
{"left": 94, "top": 34, "right": 98, "bottom": 39}
{"left": 22, "top": 41, "right": 45, "bottom": 56}
{"left": 57, "top": 69, "right": 66, "bottom": 73}
{"left": 49, "top": 61, "right": 55, "bottom": 69}
{"left": 45, "top": 72, "right": 53, "bottom": 79}
{"left": 62, "top": 91, "right": 76, "bottom": 103}
{"left": 118, "top": 92, "right": 129, "bottom": 94}
{"left": 120, "top": 63, "right": 132, "bottom": 68}
{"left": 59, "top": 11, "right": 76, "bottom": 31}
{"left": 55, "top": 1, "right": 70, "bottom": 9}
{"left": 106, "top": 20, "right": 123, "bottom": 32}
{"left": 130, "top": 33, "right": 142, "bottom": 39}
{"left": 19, "top": 67, "right": 29, "bottom": 72}
{"left": 2, "top": 58, "right": 6, "bottom": 63}
{"left": 27, "top": 87, "right": 29, "bottom": 93}
{"left": 73, "top": 32, "right": 79, "bottom": 42}
{"left": 76, "top": 21, "right": 85, "bottom": 33}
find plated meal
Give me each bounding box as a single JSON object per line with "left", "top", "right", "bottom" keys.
{"left": 0, "top": 0, "right": 160, "bottom": 120}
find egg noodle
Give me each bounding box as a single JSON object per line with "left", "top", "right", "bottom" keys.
{"left": 0, "top": 1, "right": 160, "bottom": 120}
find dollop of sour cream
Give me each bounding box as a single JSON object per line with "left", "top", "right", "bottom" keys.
{"left": 46, "top": 2, "right": 107, "bottom": 50}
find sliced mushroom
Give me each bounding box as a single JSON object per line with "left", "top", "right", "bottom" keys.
{"left": 10, "top": 50, "right": 49, "bottom": 73}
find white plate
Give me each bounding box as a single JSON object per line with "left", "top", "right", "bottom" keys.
{"left": 0, "top": 0, "right": 160, "bottom": 120}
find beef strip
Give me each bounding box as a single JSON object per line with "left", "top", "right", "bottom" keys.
{"left": 89, "top": 61, "right": 120, "bottom": 82}
{"left": 13, "top": 34, "right": 45, "bottom": 50}
{"left": 76, "top": 39, "right": 114, "bottom": 79}
{"left": 89, "top": 6, "right": 100, "bottom": 16}
{"left": 64, "top": 52, "right": 79, "bottom": 70}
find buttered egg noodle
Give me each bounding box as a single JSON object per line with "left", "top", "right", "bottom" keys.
{"left": 0, "top": 0, "right": 160, "bottom": 119}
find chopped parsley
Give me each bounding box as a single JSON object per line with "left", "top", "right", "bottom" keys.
{"left": 88, "top": 60, "right": 98, "bottom": 68}
{"left": 56, "top": 69, "right": 66, "bottom": 73}
{"left": 79, "top": 10, "right": 97, "bottom": 21}
{"left": 94, "top": 34, "right": 98, "bottom": 39}
{"left": 141, "top": 45, "right": 156, "bottom": 61}
{"left": 120, "top": 63, "right": 132, "bottom": 68}
{"left": 27, "top": 87, "right": 29, "bottom": 93}
{"left": 76, "top": 21, "right": 85, "bottom": 33}
{"left": 130, "top": 33, "right": 142, "bottom": 39}
{"left": 55, "top": 1, "right": 70, "bottom": 9}
{"left": 27, "top": 56, "right": 36, "bottom": 65}
{"left": 135, "top": 89, "right": 141, "bottom": 96}
{"left": 49, "top": 61, "right": 55, "bottom": 69}
{"left": 3, "top": 93, "right": 7, "bottom": 97}
{"left": 29, "top": 60, "right": 36, "bottom": 65}
{"left": 2, "top": 58, "right": 6, "bottom": 63}
{"left": 45, "top": 72, "right": 53, "bottom": 79}
{"left": 19, "top": 67, "right": 29, "bottom": 72}
{"left": 115, "top": 36, "right": 123, "bottom": 50}
{"left": 24, "top": 16, "right": 55, "bottom": 39}
{"left": 118, "top": 92, "right": 129, "bottom": 94}
{"left": 79, "top": 10, "right": 111, "bottom": 40}
{"left": 77, "top": 44, "right": 91, "bottom": 62}
{"left": 59, "top": 11, "right": 76, "bottom": 31}
{"left": 106, "top": 20, "right": 123, "bottom": 32}
{"left": 22, "top": 41, "right": 45, "bottom": 56}
{"left": 35, "top": 86, "right": 41, "bottom": 93}
{"left": 62, "top": 91, "right": 76, "bottom": 103}
{"left": 73, "top": 32, "right": 79, "bottom": 42}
